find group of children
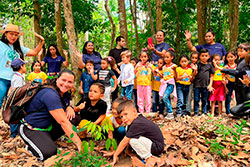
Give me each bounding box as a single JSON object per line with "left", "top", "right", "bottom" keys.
{"left": 8, "top": 42, "right": 250, "bottom": 165}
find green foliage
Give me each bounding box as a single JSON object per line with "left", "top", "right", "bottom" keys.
{"left": 204, "top": 119, "right": 250, "bottom": 159}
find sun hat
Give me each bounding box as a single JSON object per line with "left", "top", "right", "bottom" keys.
{"left": 0, "top": 24, "right": 24, "bottom": 36}
{"left": 11, "top": 58, "right": 28, "bottom": 69}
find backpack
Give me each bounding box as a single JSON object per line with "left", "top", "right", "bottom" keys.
{"left": 231, "top": 100, "right": 250, "bottom": 117}
{"left": 2, "top": 82, "right": 56, "bottom": 124}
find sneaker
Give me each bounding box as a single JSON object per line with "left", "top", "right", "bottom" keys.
{"left": 165, "top": 113, "right": 174, "bottom": 119}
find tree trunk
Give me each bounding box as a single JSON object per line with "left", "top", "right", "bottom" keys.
{"left": 172, "top": 0, "right": 181, "bottom": 54}
{"left": 228, "top": 0, "right": 239, "bottom": 50}
{"left": 62, "top": 0, "right": 81, "bottom": 104}
{"left": 148, "top": 0, "right": 155, "bottom": 36}
{"left": 118, "top": 0, "right": 129, "bottom": 47}
{"left": 196, "top": 0, "right": 208, "bottom": 44}
{"left": 207, "top": 0, "right": 211, "bottom": 28}
{"left": 55, "top": 0, "right": 64, "bottom": 55}
{"left": 129, "top": 0, "right": 140, "bottom": 55}
{"left": 104, "top": 0, "right": 116, "bottom": 50}
{"left": 33, "top": 0, "right": 42, "bottom": 48}
{"left": 156, "top": 0, "right": 162, "bottom": 31}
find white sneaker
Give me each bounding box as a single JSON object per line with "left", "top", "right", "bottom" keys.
{"left": 165, "top": 113, "right": 174, "bottom": 119}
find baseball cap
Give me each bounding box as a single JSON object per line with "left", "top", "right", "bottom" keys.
{"left": 11, "top": 58, "right": 28, "bottom": 69}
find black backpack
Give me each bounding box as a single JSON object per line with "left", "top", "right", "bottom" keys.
{"left": 231, "top": 100, "right": 250, "bottom": 117}
{"left": 2, "top": 82, "right": 55, "bottom": 124}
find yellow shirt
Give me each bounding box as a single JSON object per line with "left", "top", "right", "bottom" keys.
{"left": 163, "top": 63, "right": 176, "bottom": 81}
{"left": 27, "top": 71, "right": 48, "bottom": 83}
{"left": 152, "top": 65, "right": 163, "bottom": 91}
{"left": 213, "top": 69, "right": 224, "bottom": 81}
{"left": 224, "top": 64, "right": 237, "bottom": 82}
{"left": 136, "top": 65, "right": 152, "bottom": 86}
{"left": 176, "top": 67, "right": 193, "bottom": 85}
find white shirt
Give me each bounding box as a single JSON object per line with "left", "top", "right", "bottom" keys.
{"left": 118, "top": 63, "right": 135, "bottom": 87}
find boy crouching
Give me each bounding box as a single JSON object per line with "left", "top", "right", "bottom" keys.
{"left": 112, "top": 100, "right": 165, "bottom": 166}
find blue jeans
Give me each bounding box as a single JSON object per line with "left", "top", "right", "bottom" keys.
{"left": 186, "top": 83, "right": 193, "bottom": 113}
{"left": 121, "top": 85, "right": 134, "bottom": 100}
{"left": 194, "top": 87, "right": 209, "bottom": 114}
{"left": 0, "top": 78, "right": 11, "bottom": 107}
{"left": 10, "top": 124, "right": 19, "bottom": 137}
{"left": 225, "top": 81, "right": 235, "bottom": 114}
{"left": 163, "top": 84, "right": 174, "bottom": 114}
{"left": 176, "top": 83, "right": 190, "bottom": 115}
{"left": 152, "top": 90, "right": 164, "bottom": 113}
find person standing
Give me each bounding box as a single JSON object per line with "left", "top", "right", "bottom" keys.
{"left": 0, "top": 24, "right": 44, "bottom": 107}
{"left": 148, "top": 30, "right": 170, "bottom": 64}
{"left": 109, "top": 36, "right": 128, "bottom": 101}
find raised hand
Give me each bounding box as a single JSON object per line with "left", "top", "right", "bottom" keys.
{"left": 34, "top": 32, "right": 45, "bottom": 41}
{"left": 63, "top": 49, "right": 68, "bottom": 57}
{"left": 184, "top": 30, "right": 192, "bottom": 40}
{"left": 76, "top": 50, "right": 82, "bottom": 58}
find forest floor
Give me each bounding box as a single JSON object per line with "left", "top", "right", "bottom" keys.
{"left": 0, "top": 113, "right": 250, "bottom": 167}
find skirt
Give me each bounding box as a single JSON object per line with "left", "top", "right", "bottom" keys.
{"left": 209, "top": 81, "right": 225, "bottom": 101}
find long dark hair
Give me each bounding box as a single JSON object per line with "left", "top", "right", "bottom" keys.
{"left": 224, "top": 50, "right": 238, "bottom": 65}
{"left": 81, "top": 41, "right": 99, "bottom": 55}
{"left": 1, "top": 33, "right": 24, "bottom": 59}
{"left": 46, "top": 44, "right": 61, "bottom": 57}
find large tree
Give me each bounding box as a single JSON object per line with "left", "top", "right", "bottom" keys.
{"left": 33, "top": 0, "right": 42, "bottom": 48}
{"left": 118, "top": 0, "right": 129, "bottom": 46}
{"left": 228, "top": 0, "right": 239, "bottom": 50}
{"left": 156, "top": 0, "right": 162, "bottom": 31}
{"left": 148, "top": 0, "right": 155, "bottom": 36}
{"left": 55, "top": 0, "right": 64, "bottom": 55}
{"left": 196, "top": 0, "right": 208, "bottom": 44}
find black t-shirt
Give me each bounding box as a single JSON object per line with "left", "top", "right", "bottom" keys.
{"left": 77, "top": 97, "right": 107, "bottom": 122}
{"left": 97, "top": 69, "right": 115, "bottom": 87}
{"left": 194, "top": 63, "right": 215, "bottom": 88}
{"left": 109, "top": 47, "right": 128, "bottom": 64}
{"left": 126, "top": 114, "right": 165, "bottom": 156}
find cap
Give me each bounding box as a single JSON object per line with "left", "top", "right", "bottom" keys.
{"left": 11, "top": 58, "right": 27, "bottom": 69}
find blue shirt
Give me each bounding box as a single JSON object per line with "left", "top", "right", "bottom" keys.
{"left": 82, "top": 52, "right": 102, "bottom": 71}
{"left": 43, "top": 56, "right": 65, "bottom": 73}
{"left": 0, "top": 41, "right": 30, "bottom": 80}
{"left": 151, "top": 42, "right": 170, "bottom": 62}
{"left": 80, "top": 71, "right": 94, "bottom": 93}
{"left": 195, "top": 43, "right": 226, "bottom": 59}
{"left": 24, "top": 88, "right": 64, "bottom": 129}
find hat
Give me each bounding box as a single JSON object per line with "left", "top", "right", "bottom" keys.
{"left": 11, "top": 58, "right": 27, "bottom": 68}
{"left": 0, "top": 24, "right": 24, "bottom": 36}
{"left": 245, "top": 55, "right": 250, "bottom": 64}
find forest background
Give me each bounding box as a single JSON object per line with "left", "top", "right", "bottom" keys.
{"left": 0, "top": 0, "right": 249, "bottom": 101}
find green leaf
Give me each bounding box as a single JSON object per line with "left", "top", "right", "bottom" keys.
{"left": 90, "top": 140, "right": 95, "bottom": 153}
{"left": 112, "top": 139, "right": 117, "bottom": 150}
{"left": 91, "top": 124, "right": 97, "bottom": 136}
{"left": 87, "top": 122, "right": 93, "bottom": 133}
{"left": 84, "top": 141, "right": 89, "bottom": 153}
{"left": 105, "top": 138, "right": 112, "bottom": 151}
{"left": 62, "top": 151, "right": 70, "bottom": 156}
{"left": 72, "top": 125, "right": 78, "bottom": 133}
{"left": 70, "top": 133, "right": 74, "bottom": 139}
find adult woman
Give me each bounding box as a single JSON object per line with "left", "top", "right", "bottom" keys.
{"left": 148, "top": 30, "right": 170, "bottom": 64}
{"left": 19, "top": 69, "right": 82, "bottom": 161}
{"left": 39, "top": 44, "right": 69, "bottom": 78}
{"left": 185, "top": 29, "right": 226, "bottom": 59}
{"left": 0, "top": 24, "right": 44, "bottom": 107}
{"left": 78, "top": 41, "right": 102, "bottom": 71}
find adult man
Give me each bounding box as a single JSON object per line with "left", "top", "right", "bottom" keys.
{"left": 109, "top": 36, "right": 128, "bottom": 101}
{"left": 148, "top": 30, "right": 170, "bottom": 64}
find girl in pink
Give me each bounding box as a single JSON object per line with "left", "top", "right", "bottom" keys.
{"left": 134, "top": 50, "right": 152, "bottom": 113}
{"left": 209, "top": 54, "right": 226, "bottom": 116}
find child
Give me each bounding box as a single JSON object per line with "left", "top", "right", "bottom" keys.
{"left": 224, "top": 50, "right": 237, "bottom": 114}
{"left": 74, "top": 83, "right": 107, "bottom": 138}
{"left": 176, "top": 55, "right": 196, "bottom": 116}
{"left": 193, "top": 49, "right": 214, "bottom": 115}
{"left": 235, "top": 43, "right": 250, "bottom": 104}
{"left": 186, "top": 51, "right": 199, "bottom": 114}
{"left": 102, "top": 97, "right": 126, "bottom": 142}
{"left": 93, "top": 57, "right": 117, "bottom": 113}
{"left": 27, "top": 60, "right": 48, "bottom": 84}
{"left": 159, "top": 49, "right": 177, "bottom": 119}
{"left": 130, "top": 57, "right": 139, "bottom": 110}
{"left": 134, "top": 51, "right": 152, "bottom": 113}
{"left": 111, "top": 100, "right": 165, "bottom": 166}
{"left": 209, "top": 54, "right": 226, "bottom": 116}
{"left": 118, "top": 50, "right": 134, "bottom": 100}
{"left": 152, "top": 58, "right": 164, "bottom": 117}
{"left": 80, "top": 60, "right": 95, "bottom": 99}
{"left": 10, "top": 58, "right": 27, "bottom": 138}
